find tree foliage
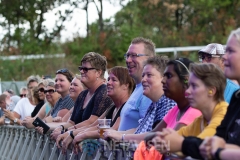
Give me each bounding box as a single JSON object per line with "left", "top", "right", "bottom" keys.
{"left": 1, "top": 0, "right": 240, "bottom": 80}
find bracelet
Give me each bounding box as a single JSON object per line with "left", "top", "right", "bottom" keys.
{"left": 61, "top": 130, "right": 64, "bottom": 134}
{"left": 74, "top": 125, "right": 77, "bottom": 129}
{"left": 122, "top": 134, "right": 126, "bottom": 141}
{"left": 69, "top": 131, "right": 74, "bottom": 139}
{"left": 65, "top": 129, "right": 68, "bottom": 132}
{"left": 214, "top": 148, "right": 224, "bottom": 160}
{"left": 60, "top": 125, "right": 64, "bottom": 131}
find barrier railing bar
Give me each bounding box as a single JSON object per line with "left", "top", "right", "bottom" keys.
{"left": 2, "top": 128, "right": 13, "bottom": 159}
{"left": 49, "top": 143, "right": 58, "bottom": 160}
{"left": 80, "top": 148, "right": 87, "bottom": 160}
{"left": 39, "top": 135, "right": 50, "bottom": 160}
{"left": 57, "top": 151, "right": 64, "bottom": 160}
{"left": 12, "top": 128, "right": 24, "bottom": 159}
{"left": 18, "top": 130, "right": 30, "bottom": 160}
{"left": 0, "top": 128, "right": 7, "bottom": 157}
{"left": 7, "top": 128, "right": 19, "bottom": 160}
{"left": 24, "top": 131, "right": 36, "bottom": 159}
{"left": 32, "top": 135, "right": 43, "bottom": 160}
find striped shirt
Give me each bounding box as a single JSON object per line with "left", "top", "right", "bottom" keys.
{"left": 135, "top": 95, "right": 176, "bottom": 134}
{"left": 51, "top": 94, "right": 74, "bottom": 117}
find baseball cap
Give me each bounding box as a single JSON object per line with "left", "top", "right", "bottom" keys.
{"left": 198, "top": 43, "right": 225, "bottom": 55}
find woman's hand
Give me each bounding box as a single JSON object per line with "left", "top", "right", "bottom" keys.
{"left": 56, "top": 132, "right": 68, "bottom": 148}
{"left": 199, "top": 137, "right": 213, "bottom": 159}
{"left": 52, "top": 116, "right": 62, "bottom": 122}
{"left": 103, "top": 129, "right": 121, "bottom": 141}
{"left": 61, "top": 134, "right": 74, "bottom": 154}
{"left": 72, "top": 132, "right": 86, "bottom": 150}
{"left": 50, "top": 126, "right": 63, "bottom": 140}
{"left": 210, "top": 136, "right": 226, "bottom": 156}
{"left": 22, "top": 117, "right": 35, "bottom": 128}
{"left": 35, "top": 126, "right": 44, "bottom": 134}
{"left": 3, "top": 109, "right": 15, "bottom": 121}
{"left": 153, "top": 128, "right": 183, "bottom": 153}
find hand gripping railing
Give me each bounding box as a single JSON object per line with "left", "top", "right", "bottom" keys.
{"left": 0, "top": 125, "right": 196, "bottom": 160}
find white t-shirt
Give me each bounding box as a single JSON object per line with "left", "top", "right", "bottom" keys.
{"left": 13, "top": 98, "right": 35, "bottom": 120}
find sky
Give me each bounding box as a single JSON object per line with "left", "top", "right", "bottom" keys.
{"left": 0, "top": 1, "right": 125, "bottom": 43}
{"left": 43, "top": 1, "right": 124, "bottom": 42}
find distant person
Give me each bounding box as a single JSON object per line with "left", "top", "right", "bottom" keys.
{"left": 19, "top": 87, "right": 28, "bottom": 98}
{"left": 198, "top": 43, "right": 239, "bottom": 103}
{"left": 3, "top": 75, "right": 40, "bottom": 125}
{"left": 3, "top": 89, "right": 15, "bottom": 97}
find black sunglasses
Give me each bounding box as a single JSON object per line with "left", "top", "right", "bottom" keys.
{"left": 38, "top": 88, "right": 45, "bottom": 93}
{"left": 56, "top": 68, "right": 69, "bottom": 74}
{"left": 44, "top": 89, "right": 56, "bottom": 94}
{"left": 20, "top": 94, "right": 26, "bottom": 98}
{"left": 78, "top": 66, "right": 96, "bottom": 73}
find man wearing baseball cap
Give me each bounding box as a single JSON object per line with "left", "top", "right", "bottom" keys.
{"left": 198, "top": 43, "right": 239, "bottom": 103}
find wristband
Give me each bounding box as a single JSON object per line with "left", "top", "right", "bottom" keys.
{"left": 122, "top": 134, "right": 126, "bottom": 141}
{"left": 60, "top": 125, "right": 64, "bottom": 131}
{"left": 61, "top": 130, "right": 64, "bottom": 134}
{"left": 65, "top": 129, "right": 68, "bottom": 132}
{"left": 214, "top": 148, "right": 224, "bottom": 160}
{"left": 70, "top": 131, "right": 74, "bottom": 139}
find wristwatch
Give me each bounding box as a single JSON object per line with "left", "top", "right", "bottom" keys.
{"left": 14, "top": 118, "right": 18, "bottom": 124}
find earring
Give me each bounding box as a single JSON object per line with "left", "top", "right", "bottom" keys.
{"left": 184, "top": 80, "right": 188, "bottom": 84}
{"left": 209, "top": 90, "right": 213, "bottom": 94}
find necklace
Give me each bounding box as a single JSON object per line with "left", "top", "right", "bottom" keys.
{"left": 112, "top": 107, "right": 121, "bottom": 120}
{"left": 176, "top": 105, "right": 190, "bottom": 121}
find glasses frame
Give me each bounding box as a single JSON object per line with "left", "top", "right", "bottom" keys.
{"left": 124, "top": 53, "right": 149, "bottom": 60}
{"left": 44, "top": 89, "right": 56, "bottom": 94}
{"left": 38, "top": 88, "right": 45, "bottom": 93}
{"left": 78, "top": 66, "right": 96, "bottom": 73}
{"left": 20, "top": 94, "right": 26, "bottom": 98}
{"left": 198, "top": 53, "right": 221, "bottom": 62}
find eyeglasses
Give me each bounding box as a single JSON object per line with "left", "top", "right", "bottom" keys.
{"left": 56, "top": 68, "right": 69, "bottom": 74}
{"left": 20, "top": 94, "right": 26, "bottom": 98}
{"left": 44, "top": 89, "right": 56, "bottom": 94}
{"left": 198, "top": 53, "right": 221, "bottom": 62}
{"left": 124, "top": 53, "right": 149, "bottom": 60}
{"left": 78, "top": 66, "right": 96, "bottom": 73}
{"left": 38, "top": 88, "right": 45, "bottom": 93}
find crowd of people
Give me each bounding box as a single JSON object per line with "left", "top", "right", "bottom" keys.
{"left": 1, "top": 28, "right": 240, "bottom": 160}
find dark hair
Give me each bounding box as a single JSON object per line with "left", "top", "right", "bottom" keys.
{"left": 144, "top": 55, "right": 169, "bottom": 75}
{"left": 190, "top": 63, "right": 226, "bottom": 102}
{"left": 167, "top": 57, "right": 193, "bottom": 88}
{"left": 55, "top": 68, "right": 74, "bottom": 83}
{"left": 81, "top": 52, "right": 107, "bottom": 79}
{"left": 0, "top": 94, "right": 7, "bottom": 103}
{"left": 108, "top": 66, "right": 135, "bottom": 94}
{"left": 131, "top": 37, "right": 156, "bottom": 56}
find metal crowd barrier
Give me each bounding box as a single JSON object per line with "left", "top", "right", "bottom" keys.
{"left": 0, "top": 125, "right": 195, "bottom": 160}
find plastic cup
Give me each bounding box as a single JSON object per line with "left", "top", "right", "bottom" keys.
{"left": 98, "top": 119, "right": 111, "bottom": 138}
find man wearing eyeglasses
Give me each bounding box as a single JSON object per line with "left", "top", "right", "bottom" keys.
{"left": 118, "top": 37, "right": 155, "bottom": 131}
{"left": 198, "top": 43, "right": 239, "bottom": 103}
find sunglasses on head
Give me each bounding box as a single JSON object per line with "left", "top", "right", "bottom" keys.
{"left": 20, "top": 94, "right": 26, "bottom": 98}
{"left": 5, "top": 89, "right": 14, "bottom": 95}
{"left": 44, "top": 89, "right": 56, "bottom": 94}
{"left": 56, "top": 68, "right": 69, "bottom": 74}
{"left": 78, "top": 66, "right": 96, "bottom": 73}
{"left": 38, "top": 88, "right": 45, "bottom": 93}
